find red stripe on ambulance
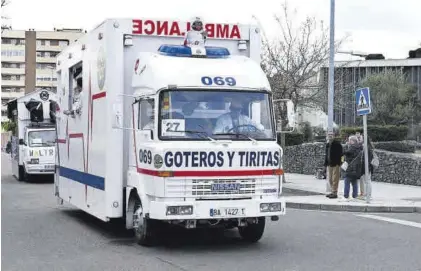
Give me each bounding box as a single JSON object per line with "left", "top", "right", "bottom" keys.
{"left": 132, "top": 20, "right": 241, "bottom": 39}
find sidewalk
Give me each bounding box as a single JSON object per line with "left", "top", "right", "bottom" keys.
{"left": 283, "top": 173, "right": 421, "bottom": 213}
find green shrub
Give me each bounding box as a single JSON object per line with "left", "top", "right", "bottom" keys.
{"left": 278, "top": 133, "right": 304, "bottom": 146}
{"left": 340, "top": 125, "right": 408, "bottom": 142}
{"left": 373, "top": 141, "right": 415, "bottom": 153}
{"left": 301, "top": 122, "right": 313, "bottom": 142}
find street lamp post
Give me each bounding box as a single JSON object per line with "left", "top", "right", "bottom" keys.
{"left": 327, "top": 0, "right": 335, "bottom": 136}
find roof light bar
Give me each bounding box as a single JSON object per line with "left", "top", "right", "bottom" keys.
{"left": 157, "top": 45, "right": 230, "bottom": 58}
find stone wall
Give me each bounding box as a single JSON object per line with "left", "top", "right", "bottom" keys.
{"left": 283, "top": 142, "right": 421, "bottom": 186}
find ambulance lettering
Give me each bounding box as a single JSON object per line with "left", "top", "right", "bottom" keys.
{"left": 164, "top": 151, "right": 280, "bottom": 168}
{"left": 139, "top": 149, "right": 152, "bottom": 164}
{"left": 132, "top": 19, "right": 241, "bottom": 39}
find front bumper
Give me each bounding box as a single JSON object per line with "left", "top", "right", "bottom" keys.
{"left": 148, "top": 197, "right": 286, "bottom": 220}
{"left": 25, "top": 164, "right": 56, "bottom": 175}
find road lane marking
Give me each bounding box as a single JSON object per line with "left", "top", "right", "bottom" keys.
{"left": 357, "top": 214, "right": 421, "bottom": 229}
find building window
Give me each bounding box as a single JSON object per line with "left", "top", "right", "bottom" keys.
{"left": 1, "top": 49, "right": 25, "bottom": 57}
{"left": 1, "top": 38, "right": 12, "bottom": 44}
{"left": 50, "top": 40, "right": 59, "bottom": 46}
{"left": 2, "top": 75, "right": 12, "bottom": 80}
{"left": 59, "top": 40, "right": 69, "bottom": 46}
{"left": 37, "top": 51, "right": 45, "bottom": 57}
{"left": 41, "top": 40, "right": 46, "bottom": 46}
{"left": 36, "top": 63, "right": 56, "bottom": 69}
{"left": 9, "top": 75, "right": 21, "bottom": 81}
{"left": 2, "top": 62, "right": 24, "bottom": 68}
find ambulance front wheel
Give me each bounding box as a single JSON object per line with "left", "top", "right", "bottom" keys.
{"left": 238, "top": 217, "right": 266, "bottom": 243}
{"left": 133, "top": 199, "right": 156, "bottom": 246}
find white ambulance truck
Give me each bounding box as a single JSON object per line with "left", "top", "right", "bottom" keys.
{"left": 7, "top": 89, "right": 58, "bottom": 182}
{"left": 55, "top": 18, "right": 295, "bottom": 246}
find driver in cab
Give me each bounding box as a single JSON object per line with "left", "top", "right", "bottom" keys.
{"left": 213, "top": 99, "right": 264, "bottom": 134}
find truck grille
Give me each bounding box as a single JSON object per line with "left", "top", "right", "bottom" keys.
{"left": 165, "top": 178, "right": 279, "bottom": 198}
{"left": 192, "top": 179, "right": 256, "bottom": 196}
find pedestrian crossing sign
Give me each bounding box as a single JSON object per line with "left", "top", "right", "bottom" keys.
{"left": 356, "top": 87, "right": 371, "bottom": 116}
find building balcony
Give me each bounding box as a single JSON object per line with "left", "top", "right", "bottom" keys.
{"left": 36, "top": 81, "right": 57, "bottom": 88}
{"left": 1, "top": 80, "right": 25, "bottom": 87}
{"left": 1, "top": 55, "right": 25, "bottom": 62}
{"left": 36, "top": 44, "right": 66, "bottom": 52}
{"left": 1, "top": 44, "right": 25, "bottom": 49}
{"left": 1, "top": 91, "right": 24, "bottom": 99}
{"left": 1, "top": 68, "right": 25, "bottom": 75}
{"left": 36, "top": 56, "right": 57, "bottom": 64}
{"left": 36, "top": 69, "right": 57, "bottom": 76}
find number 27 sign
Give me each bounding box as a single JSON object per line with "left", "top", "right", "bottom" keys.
{"left": 161, "top": 119, "right": 185, "bottom": 137}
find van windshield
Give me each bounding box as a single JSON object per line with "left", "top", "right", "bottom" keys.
{"left": 158, "top": 90, "right": 275, "bottom": 141}
{"left": 28, "top": 130, "right": 56, "bottom": 147}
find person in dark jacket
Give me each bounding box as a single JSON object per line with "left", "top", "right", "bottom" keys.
{"left": 343, "top": 136, "right": 363, "bottom": 199}
{"left": 324, "top": 133, "right": 343, "bottom": 199}
{"left": 359, "top": 136, "right": 375, "bottom": 198}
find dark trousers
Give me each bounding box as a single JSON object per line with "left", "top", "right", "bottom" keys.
{"left": 344, "top": 177, "right": 358, "bottom": 198}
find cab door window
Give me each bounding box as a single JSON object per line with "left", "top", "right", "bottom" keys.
{"left": 138, "top": 98, "right": 155, "bottom": 130}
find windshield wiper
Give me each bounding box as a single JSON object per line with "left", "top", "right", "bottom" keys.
{"left": 213, "top": 132, "right": 257, "bottom": 143}
{"left": 167, "top": 130, "right": 215, "bottom": 141}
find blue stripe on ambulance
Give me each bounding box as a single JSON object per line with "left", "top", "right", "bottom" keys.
{"left": 59, "top": 167, "right": 105, "bottom": 191}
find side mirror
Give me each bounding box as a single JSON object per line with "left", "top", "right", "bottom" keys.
{"left": 273, "top": 99, "right": 296, "bottom": 133}
{"left": 19, "top": 139, "right": 25, "bottom": 145}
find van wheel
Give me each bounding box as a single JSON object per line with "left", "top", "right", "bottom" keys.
{"left": 133, "top": 199, "right": 156, "bottom": 246}
{"left": 18, "top": 166, "right": 25, "bottom": 182}
{"left": 23, "top": 168, "right": 31, "bottom": 183}
{"left": 238, "top": 217, "right": 266, "bottom": 243}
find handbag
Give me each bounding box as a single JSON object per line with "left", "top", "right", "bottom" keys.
{"left": 341, "top": 161, "right": 348, "bottom": 171}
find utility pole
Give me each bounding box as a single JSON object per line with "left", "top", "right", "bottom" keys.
{"left": 327, "top": 0, "right": 335, "bottom": 136}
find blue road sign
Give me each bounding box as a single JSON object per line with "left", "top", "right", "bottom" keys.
{"left": 356, "top": 87, "right": 371, "bottom": 116}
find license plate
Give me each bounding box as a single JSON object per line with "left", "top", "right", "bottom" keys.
{"left": 210, "top": 208, "right": 245, "bottom": 217}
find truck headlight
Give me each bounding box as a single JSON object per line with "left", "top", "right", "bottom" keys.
{"left": 260, "top": 203, "right": 282, "bottom": 212}
{"left": 166, "top": 205, "right": 193, "bottom": 216}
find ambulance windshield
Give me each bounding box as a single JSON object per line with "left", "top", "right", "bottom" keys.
{"left": 28, "top": 130, "right": 56, "bottom": 147}
{"left": 158, "top": 90, "right": 275, "bottom": 141}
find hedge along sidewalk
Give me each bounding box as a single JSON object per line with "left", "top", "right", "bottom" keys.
{"left": 283, "top": 173, "right": 421, "bottom": 213}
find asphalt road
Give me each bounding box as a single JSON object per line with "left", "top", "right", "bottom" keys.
{"left": 2, "top": 153, "right": 421, "bottom": 271}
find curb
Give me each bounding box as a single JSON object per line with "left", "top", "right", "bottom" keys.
{"left": 283, "top": 187, "right": 324, "bottom": 196}
{"left": 286, "top": 202, "right": 419, "bottom": 213}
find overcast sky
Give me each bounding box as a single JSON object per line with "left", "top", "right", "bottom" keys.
{"left": 3, "top": 0, "right": 421, "bottom": 60}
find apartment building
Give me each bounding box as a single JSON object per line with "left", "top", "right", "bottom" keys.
{"left": 1, "top": 28, "right": 85, "bottom": 122}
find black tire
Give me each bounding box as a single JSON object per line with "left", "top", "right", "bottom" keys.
{"left": 23, "top": 168, "right": 31, "bottom": 183}
{"left": 133, "top": 199, "right": 157, "bottom": 247}
{"left": 18, "top": 166, "right": 25, "bottom": 182}
{"left": 238, "top": 217, "right": 266, "bottom": 243}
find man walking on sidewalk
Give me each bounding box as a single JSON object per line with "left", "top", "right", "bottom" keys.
{"left": 324, "top": 133, "right": 343, "bottom": 199}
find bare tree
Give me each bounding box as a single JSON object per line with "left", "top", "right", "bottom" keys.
{"left": 1, "top": 0, "right": 12, "bottom": 33}
{"left": 261, "top": 1, "right": 349, "bottom": 114}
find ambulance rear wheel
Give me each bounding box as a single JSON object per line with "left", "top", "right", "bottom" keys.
{"left": 238, "top": 217, "right": 266, "bottom": 243}
{"left": 133, "top": 199, "right": 155, "bottom": 246}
